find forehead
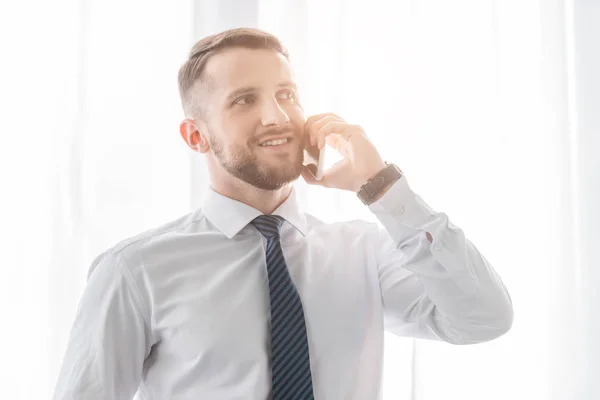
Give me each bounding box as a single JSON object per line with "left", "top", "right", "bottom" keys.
{"left": 203, "top": 47, "right": 295, "bottom": 93}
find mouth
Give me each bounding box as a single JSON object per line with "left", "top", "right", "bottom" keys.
{"left": 258, "top": 136, "right": 294, "bottom": 149}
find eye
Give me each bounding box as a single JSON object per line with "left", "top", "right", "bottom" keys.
{"left": 234, "top": 94, "right": 256, "bottom": 106}
{"left": 277, "top": 90, "right": 298, "bottom": 103}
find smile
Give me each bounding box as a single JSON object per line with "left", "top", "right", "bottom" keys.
{"left": 259, "top": 138, "right": 290, "bottom": 147}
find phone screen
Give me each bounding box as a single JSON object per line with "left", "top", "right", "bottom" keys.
{"left": 303, "top": 143, "right": 325, "bottom": 180}
{"left": 300, "top": 110, "right": 325, "bottom": 180}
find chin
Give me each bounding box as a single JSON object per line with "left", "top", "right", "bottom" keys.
{"left": 264, "top": 167, "right": 302, "bottom": 189}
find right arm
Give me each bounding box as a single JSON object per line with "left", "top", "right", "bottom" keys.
{"left": 53, "top": 251, "right": 151, "bottom": 400}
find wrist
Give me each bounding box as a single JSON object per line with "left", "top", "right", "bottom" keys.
{"left": 356, "top": 161, "right": 387, "bottom": 192}
{"left": 356, "top": 162, "right": 403, "bottom": 205}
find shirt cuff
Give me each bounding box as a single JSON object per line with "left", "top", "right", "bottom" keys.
{"left": 368, "top": 176, "right": 437, "bottom": 243}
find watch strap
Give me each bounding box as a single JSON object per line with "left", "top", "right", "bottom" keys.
{"left": 357, "top": 163, "right": 403, "bottom": 205}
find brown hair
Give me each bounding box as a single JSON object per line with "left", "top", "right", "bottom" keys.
{"left": 178, "top": 28, "right": 289, "bottom": 117}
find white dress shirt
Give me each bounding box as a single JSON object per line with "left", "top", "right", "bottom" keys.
{"left": 53, "top": 176, "right": 513, "bottom": 400}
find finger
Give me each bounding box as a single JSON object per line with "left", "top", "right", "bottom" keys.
{"left": 310, "top": 115, "right": 344, "bottom": 132}
{"left": 300, "top": 164, "right": 325, "bottom": 187}
{"left": 317, "top": 122, "right": 344, "bottom": 149}
{"left": 316, "top": 122, "right": 363, "bottom": 149}
{"left": 305, "top": 112, "right": 343, "bottom": 128}
{"left": 305, "top": 115, "right": 342, "bottom": 146}
{"left": 309, "top": 116, "right": 344, "bottom": 146}
{"left": 304, "top": 113, "right": 345, "bottom": 143}
{"left": 325, "top": 134, "right": 350, "bottom": 157}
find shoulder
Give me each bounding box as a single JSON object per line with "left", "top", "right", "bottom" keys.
{"left": 87, "top": 208, "right": 209, "bottom": 277}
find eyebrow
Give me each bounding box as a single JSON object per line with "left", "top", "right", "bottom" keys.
{"left": 225, "top": 86, "right": 257, "bottom": 102}
{"left": 277, "top": 81, "right": 298, "bottom": 91}
{"left": 225, "top": 82, "right": 298, "bottom": 102}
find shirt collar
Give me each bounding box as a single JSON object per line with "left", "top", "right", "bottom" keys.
{"left": 202, "top": 186, "right": 308, "bottom": 239}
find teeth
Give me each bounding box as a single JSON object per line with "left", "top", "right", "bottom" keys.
{"left": 261, "top": 138, "right": 288, "bottom": 146}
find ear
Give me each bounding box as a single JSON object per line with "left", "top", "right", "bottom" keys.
{"left": 179, "top": 118, "right": 210, "bottom": 153}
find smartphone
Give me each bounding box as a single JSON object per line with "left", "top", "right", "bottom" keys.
{"left": 303, "top": 142, "right": 326, "bottom": 181}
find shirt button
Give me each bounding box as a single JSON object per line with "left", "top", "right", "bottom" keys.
{"left": 393, "top": 205, "right": 405, "bottom": 216}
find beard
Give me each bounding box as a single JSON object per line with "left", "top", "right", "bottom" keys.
{"left": 208, "top": 128, "right": 305, "bottom": 191}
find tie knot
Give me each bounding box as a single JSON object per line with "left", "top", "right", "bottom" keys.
{"left": 251, "top": 215, "right": 285, "bottom": 239}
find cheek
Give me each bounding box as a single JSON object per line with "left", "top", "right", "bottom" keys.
{"left": 211, "top": 126, "right": 252, "bottom": 152}
{"left": 284, "top": 104, "right": 305, "bottom": 120}
{"left": 225, "top": 112, "right": 262, "bottom": 139}
{"left": 213, "top": 113, "right": 251, "bottom": 137}
{"left": 283, "top": 106, "right": 306, "bottom": 131}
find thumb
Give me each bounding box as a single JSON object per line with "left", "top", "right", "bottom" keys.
{"left": 300, "top": 164, "right": 325, "bottom": 186}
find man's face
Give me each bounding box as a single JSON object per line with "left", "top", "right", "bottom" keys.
{"left": 198, "top": 48, "right": 306, "bottom": 190}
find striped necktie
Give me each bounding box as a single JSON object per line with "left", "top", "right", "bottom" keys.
{"left": 251, "top": 215, "right": 315, "bottom": 400}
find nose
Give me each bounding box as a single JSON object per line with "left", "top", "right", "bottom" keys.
{"left": 260, "top": 98, "right": 290, "bottom": 127}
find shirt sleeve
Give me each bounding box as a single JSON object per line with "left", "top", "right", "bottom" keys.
{"left": 368, "top": 176, "right": 513, "bottom": 344}
{"left": 52, "top": 251, "right": 151, "bottom": 399}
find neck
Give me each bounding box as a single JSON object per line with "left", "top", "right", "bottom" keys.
{"left": 209, "top": 170, "right": 293, "bottom": 215}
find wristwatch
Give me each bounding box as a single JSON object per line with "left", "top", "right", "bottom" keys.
{"left": 356, "top": 162, "right": 403, "bottom": 205}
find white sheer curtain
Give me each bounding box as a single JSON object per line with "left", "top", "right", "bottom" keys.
{"left": 1, "top": 1, "right": 195, "bottom": 398}
{"left": 0, "top": 0, "right": 595, "bottom": 399}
